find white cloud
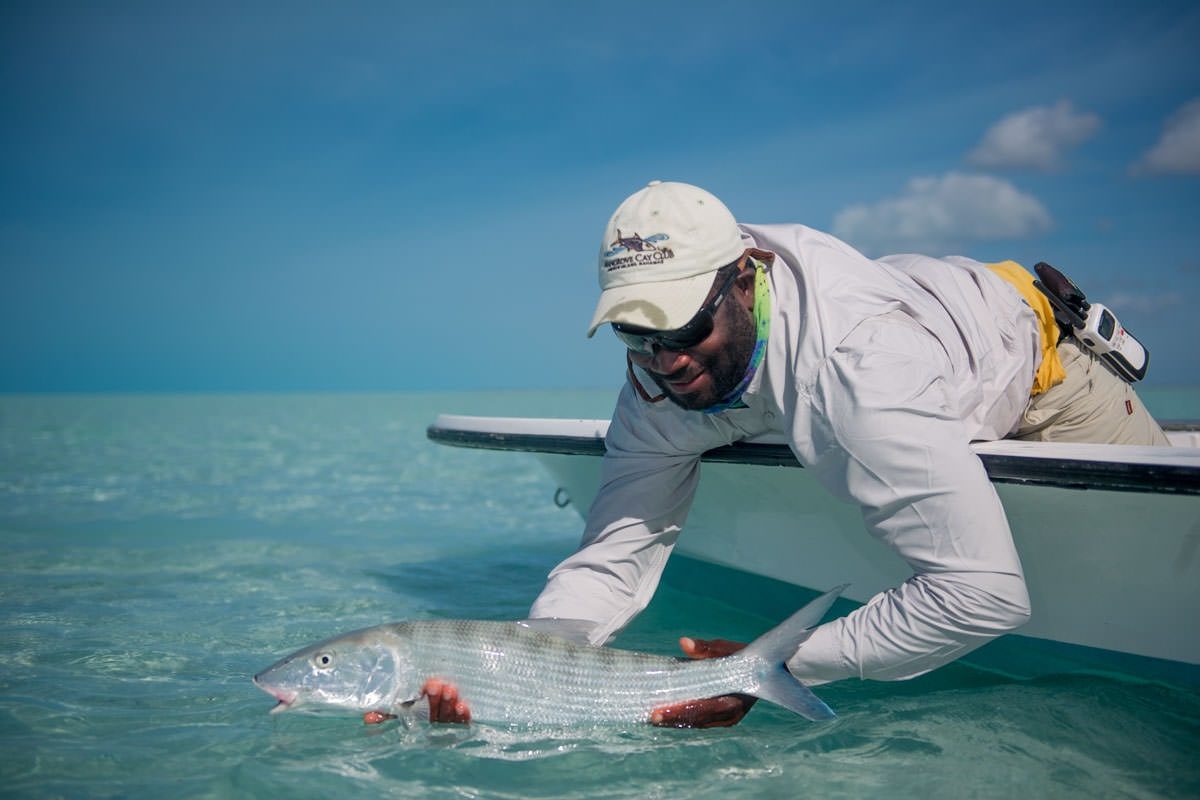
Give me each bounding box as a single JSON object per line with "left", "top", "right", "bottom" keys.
{"left": 832, "top": 172, "right": 1052, "bottom": 256}
{"left": 1132, "top": 98, "right": 1200, "bottom": 175}
{"left": 1105, "top": 290, "right": 1185, "bottom": 314}
{"left": 967, "top": 100, "right": 1101, "bottom": 171}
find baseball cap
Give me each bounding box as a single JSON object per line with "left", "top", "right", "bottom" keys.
{"left": 587, "top": 180, "right": 745, "bottom": 336}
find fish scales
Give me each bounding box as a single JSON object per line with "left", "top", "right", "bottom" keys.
{"left": 398, "top": 621, "right": 749, "bottom": 724}
{"left": 254, "top": 587, "right": 843, "bottom": 726}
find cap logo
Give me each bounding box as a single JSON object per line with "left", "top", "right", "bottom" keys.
{"left": 602, "top": 230, "right": 674, "bottom": 272}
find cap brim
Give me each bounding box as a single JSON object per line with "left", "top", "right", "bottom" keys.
{"left": 586, "top": 271, "right": 715, "bottom": 337}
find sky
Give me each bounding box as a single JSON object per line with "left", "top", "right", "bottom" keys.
{"left": 2, "top": 1, "right": 1198, "bottom": 392}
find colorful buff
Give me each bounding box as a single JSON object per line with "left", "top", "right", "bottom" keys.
{"left": 703, "top": 258, "right": 771, "bottom": 414}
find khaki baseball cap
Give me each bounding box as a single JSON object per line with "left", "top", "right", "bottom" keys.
{"left": 587, "top": 180, "right": 745, "bottom": 336}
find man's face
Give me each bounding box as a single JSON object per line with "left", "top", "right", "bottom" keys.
{"left": 627, "top": 269, "right": 758, "bottom": 411}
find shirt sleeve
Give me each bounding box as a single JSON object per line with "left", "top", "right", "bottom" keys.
{"left": 788, "top": 312, "right": 1032, "bottom": 684}
{"left": 528, "top": 381, "right": 731, "bottom": 645}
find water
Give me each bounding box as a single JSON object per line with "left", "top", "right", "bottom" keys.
{"left": 2, "top": 390, "right": 1198, "bottom": 799}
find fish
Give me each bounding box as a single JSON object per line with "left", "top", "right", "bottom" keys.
{"left": 253, "top": 585, "right": 845, "bottom": 726}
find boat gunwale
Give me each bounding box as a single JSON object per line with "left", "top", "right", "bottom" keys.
{"left": 427, "top": 419, "right": 1200, "bottom": 496}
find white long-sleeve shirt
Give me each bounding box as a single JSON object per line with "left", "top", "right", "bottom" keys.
{"left": 529, "top": 223, "right": 1038, "bottom": 685}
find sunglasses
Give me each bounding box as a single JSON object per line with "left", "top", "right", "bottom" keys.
{"left": 612, "top": 266, "right": 743, "bottom": 355}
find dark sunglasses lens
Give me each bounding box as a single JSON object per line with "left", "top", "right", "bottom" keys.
{"left": 610, "top": 264, "right": 744, "bottom": 354}
{"left": 613, "top": 327, "right": 654, "bottom": 354}
{"left": 655, "top": 313, "right": 713, "bottom": 351}
{"left": 613, "top": 312, "right": 714, "bottom": 354}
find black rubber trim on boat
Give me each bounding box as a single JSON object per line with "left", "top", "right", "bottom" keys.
{"left": 427, "top": 425, "right": 1200, "bottom": 496}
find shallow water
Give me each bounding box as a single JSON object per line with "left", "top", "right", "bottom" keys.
{"left": 1, "top": 390, "right": 1197, "bottom": 798}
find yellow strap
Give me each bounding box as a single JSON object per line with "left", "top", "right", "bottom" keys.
{"left": 986, "top": 261, "right": 1066, "bottom": 396}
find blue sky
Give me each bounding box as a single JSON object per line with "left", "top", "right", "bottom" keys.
{"left": 2, "top": 1, "right": 1198, "bottom": 392}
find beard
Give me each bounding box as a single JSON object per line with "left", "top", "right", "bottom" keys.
{"left": 651, "top": 299, "right": 759, "bottom": 412}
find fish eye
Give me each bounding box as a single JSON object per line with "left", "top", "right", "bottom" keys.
{"left": 312, "top": 652, "right": 335, "bottom": 670}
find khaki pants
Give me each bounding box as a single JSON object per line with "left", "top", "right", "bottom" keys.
{"left": 1013, "top": 339, "right": 1169, "bottom": 446}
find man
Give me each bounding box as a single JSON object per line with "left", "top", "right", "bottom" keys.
{"left": 421, "top": 180, "right": 1168, "bottom": 727}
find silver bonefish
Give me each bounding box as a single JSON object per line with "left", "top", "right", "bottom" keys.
{"left": 254, "top": 586, "right": 845, "bottom": 726}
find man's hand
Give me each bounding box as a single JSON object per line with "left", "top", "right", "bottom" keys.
{"left": 422, "top": 678, "right": 471, "bottom": 724}
{"left": 362, "top": 678, "right": 472, "bottom": 725}
{"left": 649, "top": 637, "right": 757, "bottom": 728}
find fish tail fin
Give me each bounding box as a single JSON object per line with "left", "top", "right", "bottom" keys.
{"left": 741, "top": 584, "right": 847, "bottom": 721}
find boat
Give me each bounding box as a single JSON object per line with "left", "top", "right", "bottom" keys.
{"left": 428, "top": 415, "right": 1200, "bottom": 685}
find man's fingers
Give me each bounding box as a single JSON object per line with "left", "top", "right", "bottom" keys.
{"left": 430, "top": 681, "right": 460, "bottom": 723}
{"left": 649, "top": 694, "right": 756, "bottom": 728}
{"left": 421, "top": 678, "right": 471, "bottom": 724}
{"left": 679, "top": 637, "right": 748, "bottom": 659}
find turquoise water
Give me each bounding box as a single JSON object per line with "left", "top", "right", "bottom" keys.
{"left": 2, "top": 390, "right": 1198, "bottom": 799}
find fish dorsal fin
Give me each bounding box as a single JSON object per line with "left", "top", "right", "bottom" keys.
{"left": 742, "top": 584, "right": 847, "bottom": 663}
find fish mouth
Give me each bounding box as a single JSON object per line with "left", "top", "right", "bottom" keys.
{"left": 253, "top": 675, "right": 297, "bottom": 714}
{"left": 267, "top": 695, "right": 294, "bottom": 715}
